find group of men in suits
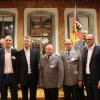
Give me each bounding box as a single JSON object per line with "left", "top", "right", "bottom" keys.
{"left": 61, "top": 30, "right": 100, "bottom": 100}
{"left": 0, "top": 30, "right": 100, "bottom": 100}
{"left": 0, "top": 35, "right": 39, "bottom": 100}
{"left": 41, "top": 30, "right": 100, "bottom": 100}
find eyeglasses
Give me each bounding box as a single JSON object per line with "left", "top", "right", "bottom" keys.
{"left": 86, "top": 39, "right": 92, "bottom": 41}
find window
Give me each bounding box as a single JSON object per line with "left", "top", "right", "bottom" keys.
{"left": 64, "top": 8, "right": 97, "bottom": 42}
{"left": 30, "top": 14, "right": 52, "bottom": 54}
{"left": 68, "top": 14, "right": 89, "bottom": 36}
{"left": 30, "top": 15, "right": 52, "bottom": 37}
{"left": 24, "top": 8, "right": 59, "bottom": 53}
{"left": 0, "top": 15, "right": 14, "bottom": 38}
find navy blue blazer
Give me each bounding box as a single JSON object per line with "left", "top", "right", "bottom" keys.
{"left": 83, "top": 45, "right": 100, "bottom": 85}
{"left": 0, "top": 48, "right": 19, "bottom": 83}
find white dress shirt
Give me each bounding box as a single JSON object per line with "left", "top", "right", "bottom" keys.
{"left": 24, "top": 49, "right": 31, "bottom": 74}
{"left": 4, "top": 49, "right": 14, "bottom": 74}
{"left": 86, "top": 44, "right": 95, "bottom": 74}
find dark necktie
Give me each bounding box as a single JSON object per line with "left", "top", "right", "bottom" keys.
{"left": 83, "top": 41, "right": 86, "bottom": 46}
{"left": 47, "top": 55, "right": 50, "bottom": 62}
{"left": 67, "top": 51, "right": 70, "bottom": 57}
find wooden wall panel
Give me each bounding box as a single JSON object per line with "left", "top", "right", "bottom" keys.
{"left": 58, "top": 8, "right": 65, "bottom": 51}
{"left": 17, "top": 7, "right": 25, "bottom": 50}
{"left": 0, "top": 1, "right": 100, "bottom": 49}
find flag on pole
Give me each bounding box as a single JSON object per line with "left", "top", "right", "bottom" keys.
{"left": 72, "top": 5, "right": 77, "bottom": 33}
{"left": 70, "top": 4, "right": 82, "bottom": 45}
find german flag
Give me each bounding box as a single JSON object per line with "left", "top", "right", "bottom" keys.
{"left": 70, "top": 4, "right": 82, "bottom": 45}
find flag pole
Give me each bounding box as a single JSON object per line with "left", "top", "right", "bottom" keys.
{"left": 70, "top": 2, "right": 82, "bottom": 45}
{"left": 73, "top": 3, "right": 77, "bottom": 43}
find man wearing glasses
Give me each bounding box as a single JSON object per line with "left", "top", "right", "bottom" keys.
{"left": 82, "top": 34, "right": 100, "bottom": 100}
{"left": 61, "top": 39, "right": 83, "bottom": 100}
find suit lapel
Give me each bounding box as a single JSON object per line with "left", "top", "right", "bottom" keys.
{"left": 30, "top": 49, "right": 34, "bottom": 71}
{"left": 2, "top": 49, "right": 5, "bottom": 72}
{"left": 22, "top": 49, "right": 27, "bottom": 61}
{"left": 85, "top": 48, "right": 88, "bottom": 60}
{"left": 89, "top": 46, "right": 96, "bottom": 67}
{"left": 48, "top": 54, "right": 54, "bottom": 62}
{"left": 11, "top": 49, "right": 13, "bottom": 66}
{"left": 68, "top": 49, "right": 75, "bottom": 58}
{"left": 11, "top": 49, "right": 17, "bottom": 70}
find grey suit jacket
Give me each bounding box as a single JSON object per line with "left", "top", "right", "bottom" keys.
{"left": 61, "top": 49, "right": 83, "bottom": 86}
{"left": 39, "top": 53, "right": 64, "bottom": 89}
{"left": 74, "top": 40, "right": 87, "bottom": 54}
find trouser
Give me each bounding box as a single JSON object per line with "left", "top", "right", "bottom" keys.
{"left": 44, "top": 88, "right": 58, "bottom": 100}
{"left": 1, "top": 74, "right": 18, "bottom": 100}
{"left": 85, "top": 74, "right": 100, "bottom": 100}
{"left": 63, "top": 85, "right": 78, "bottom": 100}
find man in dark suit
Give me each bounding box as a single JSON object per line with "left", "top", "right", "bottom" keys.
{"left": 82, "top": 34, "right": 100, "bottom": 100}
{"left": 18, "top": 36, "right": 39, "bottom": 100}
{"left": 0, "top": 35, "right": 18, "bottom": 100}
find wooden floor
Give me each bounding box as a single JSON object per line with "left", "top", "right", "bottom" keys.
{"left": 7, "top": 88, "right": 64, "bottom": 100}
{"left": 2, "top": 88, "right": 87, "bottom": 100}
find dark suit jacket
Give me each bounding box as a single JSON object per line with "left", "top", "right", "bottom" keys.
{"left": 82, "top": 45, "right": 100, "bottom": 85}
{"left": 0, "top": 48, "right": 19, "bottom": 83}
{"left": 18, "top": 49, "right": 39, "bottom": 86}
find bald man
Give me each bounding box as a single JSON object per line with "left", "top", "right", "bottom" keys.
{"left": 0, "top": 35, "right": 18, "bottom": 100}
{"left": 82, "top": 34, "right": 100, "bottom": 100}
{"left": 39, "top": 44, "right": 64, "bottom": 100}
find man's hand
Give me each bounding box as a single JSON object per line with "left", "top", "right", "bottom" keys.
{"left": 39, "top": 84, "right": 44, "bottom": 88}
{"left": 78, "top": 80, "right": 83, "bottom": 88}
{"left": 97, "top": 81, "right": 100, "bottom": 89}
{"left": 18, "top": 84, "right": 21, "bottom": 90}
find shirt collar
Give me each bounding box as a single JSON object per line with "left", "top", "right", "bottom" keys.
{"left": 24, "top": 48, "right": 30, "bottom": 52}
{"left": 88, "top": 43, "right": 95, "bottom": 50}
{"left": 5, "top": 48, "right": 11, "bottom": 53}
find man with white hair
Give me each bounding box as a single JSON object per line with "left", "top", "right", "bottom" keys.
{"left": 0, "top": 35, "right": 18, "bottom": 100}
{"left": 74, "top": 29, "right": 88, "bottom": 53}
{"left": 74, "top": 29, "right": 88, "bottom": 100}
